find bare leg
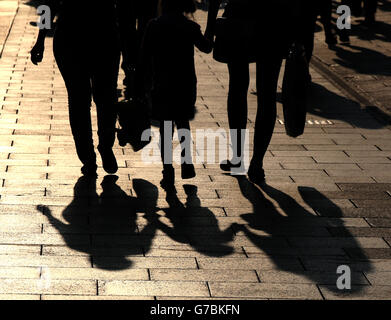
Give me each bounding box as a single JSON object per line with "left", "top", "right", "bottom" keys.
{"left": 220, "top": 61, "right": 249, "bottom": 172}
{"left": 248, "top": 55, "right": 283, "bottom": 184}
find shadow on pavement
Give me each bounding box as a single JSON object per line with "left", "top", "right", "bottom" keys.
{"left": 330, "top": 44, "right": 391, "bottom": 78}
{"left": 37, "top": 176, "right": 159, "bottom": 270}
{"left": 233, "top": 176, "right": 373, "bottom": 295}
{"left": 277, "top": 81, "right": 387, "bottom": 129}
{"left": 36, "top": 174, "right": 375, "bottom": 294}
{"left": 307, "top": 82, "right": 388, "bottom": 129}
{"left": 153, "top": 184, "right": 235, "bottom": 257}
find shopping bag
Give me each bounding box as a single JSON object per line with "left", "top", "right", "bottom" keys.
{"left": 282, "top": 42, "right": 309, "bottom": 138}
{"left": 116, "top": 98, "right": 151, "bottom": 152}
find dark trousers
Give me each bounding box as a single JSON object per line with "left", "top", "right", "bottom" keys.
{"left": 117, "top": 0, "right": 158, "bottom": 95}
{"left": 363, "top": 0, "right": 378, "bottom": 20}
{"left": 53, "top": 34, "right": 120, "bottom": 166}
{"left": 303, "top": 0, "right": 334, "bottom": 63}
{"left": 352, "top": 0, "right": 378, "bottom": 19}
{"left": 159, "top": 120, "right": 192, "bottom": 166}
{"left": 226, "top": 55, "right": 283, "bottom": 169}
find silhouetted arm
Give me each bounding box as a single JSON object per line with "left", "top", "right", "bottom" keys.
{"left": 36, "top": 205, "right": 68, "bottom": 231}
{"left": 205, "top": 0, "right": 222, "bottom": 41}
{"left": 192, "top": 22, "right": 213, "bottom": 54}
{"left": 31, "top": 0, "right": 60, "bottom": 65}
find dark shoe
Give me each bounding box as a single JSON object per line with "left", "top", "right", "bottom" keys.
{"left": 248, "top": 165, "right": 265, "bottom": 187}
{"left": 363, "top": 17, "right": 376, "bottom": 28}
{"left": 339, "top": 33, "right": 350, "bottom": 44}
{"left": 160, "top": 166, "right": 175, "bottom": 190}
{"left": 325, "top": 33, "right": 337, "bottom": 46}
{"left": 98, "top": 146, "right": 118, "bottom": 174}
{"left": 181, "top": 163, "right": 196, "bottom": 179}
{"left": 220, "top": 159, "right": 245, "bottom": 173}
{"left": 81, "top": 163, "right": 98, "bottom": 179}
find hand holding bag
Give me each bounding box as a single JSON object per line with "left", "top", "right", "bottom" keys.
{"left": 282, "top": 42, "right": 309, "bottom": 138}
{"left": 116, "top": 98, "right": 151, "bottom": 152}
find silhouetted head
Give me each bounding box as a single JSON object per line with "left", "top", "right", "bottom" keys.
{"left": 133, "top": 179, "right": 159, "bottom": 206}
{"left": 298, "top": 186, "right": 341, "bottom": 217}
{"left": 183, "top": 184, "right": 200, "bottom": 207}
{"left": 100, "top": 175, "right": 126, "bottom": 197}
{"left": 159, "top": 0, "right": 197, "bottom": 16}
{"left": 94, "top": 257, "right": 132, "bottom": 271}
{"left": 101, "top": 175, "right": 119, "bottom": 188}
{"left": 73, "top": 175, "right": 97, "bottom": 197}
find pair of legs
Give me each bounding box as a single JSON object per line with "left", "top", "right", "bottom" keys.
{"left": 159, "top": 120, "right": 195, "bottom": 187}
{"left": 117, "top": 0, "right": 158, "bottom": 99}
{"left": 224, "top": 55, "right": 283, "bottom": 183}
{"left": 338, "top": 0, "right": 378, "bottom": 42}
{"left": 53, "top": 34, "right": 120, "bottom": 176}
{"left": 352, "top": 0, "right": 378, "bottom": 21}
{"left": 304, "top": 0, "right": 337, "bottom": 63}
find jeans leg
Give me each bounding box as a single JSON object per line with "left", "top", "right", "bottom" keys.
{"left": 176, "top": 120, "right": 192, "bottom": 165}
{"left": 53, "top": 39, "right": 96, "bottom": 166}
{"left": 320, "top": 0, "right": 334, "bottom": 36}
{"left": 92, "top": 50, "right": 120, "bottom": 150}
{"left": 227, "top": 62, "right": 250, "bottom": 162}
{"left": 364, "top": 0, "right": 378, "bottom": 21}
{"left": 251, "top": 56, "right": 283, "bottom": 169}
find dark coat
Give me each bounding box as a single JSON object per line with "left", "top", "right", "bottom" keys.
{"left": 48, "top": 0, "right": 119, "bottom": 48}
{"left": 141, "top": 13, "right": 213, "bottom": 121}
{"left": 222, "top": 0, "right": 314, "bottom": 58}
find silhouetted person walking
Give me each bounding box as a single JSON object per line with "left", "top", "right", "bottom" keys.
{"left": 337, "top": 0, "right": 378, "bottom": 42}
{"left": 117, "top": 0, "right": 158, "bottom": 99}
{"left": 152, "top": 184, "right": 235, "bottom": 256}
{"left": 360, "top": 0, "right": 378, "bottom": 25}
{"left": 304, "top": 0, "right": 337, "bottom": 65}
{"left": 141, "top": 0, "right": 212, "bottom": 189}
{"left": 31, "top": 0, "right": 120, "bottom": 177}
{"left": 206, "top": 0, "right": 308, "bottom": 185}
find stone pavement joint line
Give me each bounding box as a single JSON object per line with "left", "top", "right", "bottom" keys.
{"left": 0, "top": 1, "right": 390, "bottom": 300}
{"left": 0, "top": 0, "right": 18, "bottom": 58}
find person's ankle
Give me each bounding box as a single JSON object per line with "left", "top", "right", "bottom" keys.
{"left": 81, "top": 162, "right": 98, "bottom": 178}
{"left": 181, "top": 163, "right": 196, "bottom": 179}
{"left": 248, "top": 163, "right": 265, "bottom": 186}
{"left": 98, "top": 145, "right": 118, "bottom": 174}
{"left": 161, "top": 166, "right": 175, "bottom": 190}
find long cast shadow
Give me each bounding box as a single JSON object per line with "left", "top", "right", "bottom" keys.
{"left": 234, "top": 176, "right": 373, "bottom": 294}
{"left": 37, "top": 175, "right": 159, "bottom": 270}
{"left": 277, "top": 81, "right": 387, "bottom": 129}
{"left": 307, "top": 82, "right": 389, "bottom": 128}
{"left": 331, "top": 44, "right": 391, "bottom": 78}
{"left": 152, "top": 184, "right": 235, "bottom": 257}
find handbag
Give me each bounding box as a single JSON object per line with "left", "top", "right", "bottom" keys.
{"left": 213, "top": 17, "right": 257, "bottom": 64}
{"left": 116, "top": 98, "right": 151, "bottom": 152}
{"left": 282, "top": 42, "right": 309, "bottom": 138}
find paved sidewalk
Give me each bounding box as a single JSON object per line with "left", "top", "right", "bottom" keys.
{"left": 0, "top": 0, "right": 18, "bottom": 57}
{"left": 313, "top": 0, "right": 391, "bottom": 120}
{"left": 0, "top": 1, "right": 391, "bottom": 300}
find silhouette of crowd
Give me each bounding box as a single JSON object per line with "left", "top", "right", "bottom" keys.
{"left": 26, "top": 0, "right": 375, "bottom": 290}
{"left": 30, "top": 0, "right": 382, "bottom": 188}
